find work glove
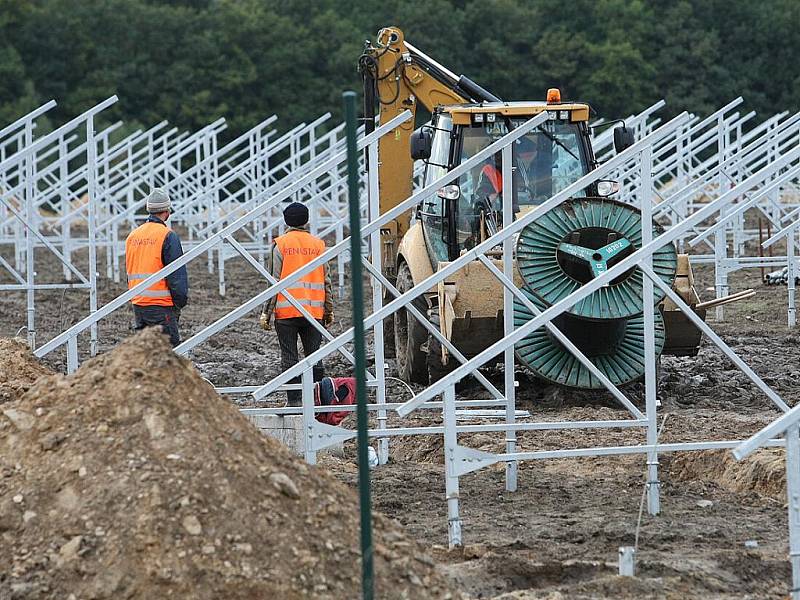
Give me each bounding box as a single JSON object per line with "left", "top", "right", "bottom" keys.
{"left": 259, "top": 311, "right": 271, "bottom": 331}
{"left": 323, "top": 312, "right": 334, "bottom": 328}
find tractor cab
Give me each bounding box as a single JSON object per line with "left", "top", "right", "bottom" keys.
{"left": 413, "top": 97, "right": 600, "bottom": 263}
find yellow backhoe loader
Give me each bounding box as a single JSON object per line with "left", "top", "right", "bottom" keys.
{"left": 359, "top": 27, "right": 705, "bottom": 388}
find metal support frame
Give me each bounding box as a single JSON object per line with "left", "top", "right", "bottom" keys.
{"left": 231, "top": 107, "right": 798, "bottom": 550}
{"left": 7, "top": 95, "right": 800, "bottom": 563}
{"left": 762, "top": 218, "right": 800, "bottom": 326}
{"left": 2, "top": 100, "right": 370, "bottom": 366}
{"left": 33, "top": 111, "right": 413, "bottom": 370}
{"left": 736, "top": 406, "right": 800, "bottom": 599}
{"left": 0, "top": 96, "right": 118, "bottom": 352}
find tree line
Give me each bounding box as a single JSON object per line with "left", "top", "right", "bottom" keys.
{"left": 1, "top": 0, "right": 798, "bottom": 140}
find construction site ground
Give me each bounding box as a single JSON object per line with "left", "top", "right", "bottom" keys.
{"left": 1, "top": 246, "right": 798, "bottom": 598}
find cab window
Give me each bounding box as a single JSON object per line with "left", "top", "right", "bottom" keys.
{"left": 454, "top": 117, "right": 589, "bottom": 256}
{"left": 419, "top": 115, "right": 454, "bottom": 265}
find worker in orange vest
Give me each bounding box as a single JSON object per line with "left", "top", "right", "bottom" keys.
{"left": 259, "top": 202, "right": 333, "bottom": 406}
{"left": 125, "top": 189, "right": 188, "bottom": 347}
{"left": 475, "top": 137, "right": 540, "bottom": 214}
{"left": 476, "top": 155, "right": 503, "bottom": 201}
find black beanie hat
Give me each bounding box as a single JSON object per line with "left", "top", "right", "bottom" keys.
{"left": 283, "top": 202, "right": 309, "bottom": 227}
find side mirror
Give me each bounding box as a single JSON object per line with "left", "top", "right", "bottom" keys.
{"left": 410, "top": 129, "right": 433, "bottom": 160}
{"left": 613, "top": 125, "right": 634, "bottom": 153}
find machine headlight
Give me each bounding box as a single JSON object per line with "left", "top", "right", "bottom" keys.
{"left": 596, "top": 180, "right": 620, "bottom": 197}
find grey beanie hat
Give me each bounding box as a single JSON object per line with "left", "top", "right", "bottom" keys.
{"left": 146, "top": 188, "right": 171, "bottom": 214}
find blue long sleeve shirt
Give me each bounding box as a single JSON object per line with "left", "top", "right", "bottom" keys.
{"left": 147, "top": 214, "right": 189, "bottom": 309}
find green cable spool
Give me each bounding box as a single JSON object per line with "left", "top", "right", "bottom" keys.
{"left": 516, "top": 198, "right": 677, "bottom": 320}
{"left": 513, "top": 288, "right": 665, "bottom": 389}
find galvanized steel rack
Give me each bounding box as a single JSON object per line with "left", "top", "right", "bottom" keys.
{"left": 1, "top": 100, "right": 368, "bottom": 355}
{"left": 6, "top": 96, "right": 800, "bottom": 595}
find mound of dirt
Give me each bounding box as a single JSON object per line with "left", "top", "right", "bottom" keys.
{"left": 0, "top": 329, "right": 457, "bottom": 599}
{"left": 0, "top": 338, "right": 53, "bottom": 404}
{"left": 669, "top": 449, "right": 786, "bottom": 500}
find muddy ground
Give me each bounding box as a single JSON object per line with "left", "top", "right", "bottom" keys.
{"left": 1, "top": 242, "right": 799, "bottom": 598}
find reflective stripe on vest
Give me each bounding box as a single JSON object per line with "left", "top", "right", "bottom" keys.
{"left": 125, "top": 221, "right": 174, "bottom": 307}
{"left": 275, "top": 300, "right": 325, "bottom": 309}
{"left": 481, "top": 164, "right": 502, "bottom": 194}
{"left": 274, "top": 230, "right": 326, "bottom": 319}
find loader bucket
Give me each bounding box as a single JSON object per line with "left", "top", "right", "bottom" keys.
{"left": 661, "top": 254, "right": 706, "bottom": 357}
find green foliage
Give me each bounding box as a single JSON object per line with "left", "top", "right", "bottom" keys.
{"left": 0, "top": 0, "right": 795, "bottom": 138}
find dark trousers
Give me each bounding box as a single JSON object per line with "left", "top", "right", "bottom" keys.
{"left": 133, "top": 305, "right": 181, "bottom": 347}
{"left": 275, "top": 317, "right": 324, "bottom": 405}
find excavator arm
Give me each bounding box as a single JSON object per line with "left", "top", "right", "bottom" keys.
{"left": 359, "top": 26, "right": 500, "bottom": 275}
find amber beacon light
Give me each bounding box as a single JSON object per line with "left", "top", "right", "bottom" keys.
{"left": 546, "top": 88, "right": 561, "bottom": 104}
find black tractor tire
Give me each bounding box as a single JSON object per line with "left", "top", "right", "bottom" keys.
{"left": 394, "top": 262, "right": 429, "bottom": 384}
{"left": 382, "top": 288, "right": 396, "bottom": 359}
{"left": 426, "top": 302, "right": 457, "bottom": 384}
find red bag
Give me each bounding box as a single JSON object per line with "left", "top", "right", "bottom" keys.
{"left": 314, "top": 377, "right": 356, "bottom": 426}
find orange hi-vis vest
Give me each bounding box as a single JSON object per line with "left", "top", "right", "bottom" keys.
{"left": 481, "top": 164, "right": 502, "bottom": 194}
{"left": 274, "top": 230, "right": 326, "bottom": 320}
{"left": 125, "top": 222, "right": 173, "bottom": 307}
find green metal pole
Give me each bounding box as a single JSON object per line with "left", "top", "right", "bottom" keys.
{"left": 344, "top": 90, "right": 374, "bottom": 600}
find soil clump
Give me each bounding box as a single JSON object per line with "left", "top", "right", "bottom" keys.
{"left": 0, "top": 338, "right": 53, "bottom": 404}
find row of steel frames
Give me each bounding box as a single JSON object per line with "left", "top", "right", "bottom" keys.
{"left": 3, "top": 96, "right": 800, "bottom": 597}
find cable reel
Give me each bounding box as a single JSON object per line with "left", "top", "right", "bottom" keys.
{"left": 514, "top": 198, "right": 676, "bottom": 389}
